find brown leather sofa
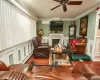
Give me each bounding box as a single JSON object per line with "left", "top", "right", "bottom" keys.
{"left": 0, "top": 70, "right": 63, "bottom": 80}
{"left": 0, "top": 62, "right": 100, "bottom": 80}
{"left": 31, "top": 62, "right": 100, "bottom": 80}
{"left": 0, "top": 60, "right": 33, "bottom": 72}
{"left": 33, "top": 36, "right": 49, "bottom": 58}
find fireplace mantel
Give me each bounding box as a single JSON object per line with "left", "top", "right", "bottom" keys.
{"left": 49, "top": 33, "right": 64, "bottom": 46}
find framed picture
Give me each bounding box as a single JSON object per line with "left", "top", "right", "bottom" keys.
{"left": 80, "top": 15, "right": 88, "bottom": 36}
{"left": 69, "top": 25, "right": 76, "bottom": 41}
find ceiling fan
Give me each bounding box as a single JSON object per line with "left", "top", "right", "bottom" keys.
{"left": 51, "top": 0, "right": 82, "bottom": 12}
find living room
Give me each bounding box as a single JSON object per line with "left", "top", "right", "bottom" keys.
{"left": 0, "top": 0, "right": 100, "bottom": 80}
{"left": 36, "top": 1, "right": 99, "bottom": 61}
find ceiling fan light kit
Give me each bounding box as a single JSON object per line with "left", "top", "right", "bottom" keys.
{"left": 51, "top": 0, "right": 82, "bottom": 12}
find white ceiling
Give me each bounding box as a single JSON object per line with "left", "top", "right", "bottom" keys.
{"left": 18, "top": 0, "right": 100, "bottom": 19}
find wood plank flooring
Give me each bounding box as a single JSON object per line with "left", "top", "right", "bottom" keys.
{"left": 25, "top": 56, "right": 100, "bottom": 75}
{"left": 25, "top": 56, "right": 49, "bottom": 65}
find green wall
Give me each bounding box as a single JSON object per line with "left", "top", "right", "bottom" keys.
{"left": 75, "top": 11, "right": 96, "bottom": 40}
{"left": 37, "top": 21, "right": 50, "bottom": 37}
{"left": 37, "top": 21, "right": 71, "bottom": 37}
{"left": 37, "top": 11, "right": 96, "bottom": 39}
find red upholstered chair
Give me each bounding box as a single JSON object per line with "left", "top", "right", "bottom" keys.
{"left": 0, "top": 60, "right": 33, "bottom": 72}
{"left": 69, "top": 37, "right": 87, "bottom": 54}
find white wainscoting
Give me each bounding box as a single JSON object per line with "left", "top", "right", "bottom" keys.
{"left": 42, "top": 37, "right": 69, "bottom": 46}
{"left": 86, "top": 39, "right": 94, "bottom": 60}
{"left": 0, "top": 0, "right": 36, "bottom": 51}
{"left": 0, "top": 40, "right": 33, "bottom": 66}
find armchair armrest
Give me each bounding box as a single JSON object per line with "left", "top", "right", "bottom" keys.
{"left": 75, "top": 43, "right": 86, "bottom": 47}
{"left": 8, "top": 64, "right": 33, "bottom": 72}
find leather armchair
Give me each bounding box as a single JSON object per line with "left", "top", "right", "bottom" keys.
{"left": 33, "top": 36, "right": 49, "bottom": 58}
{"left": 0, "top": 60, "right": 33, "bottom": 72}
{"left": 69, "top": 37, "right": 87, "bottom": 54}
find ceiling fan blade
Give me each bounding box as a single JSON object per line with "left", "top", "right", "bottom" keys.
{"left": 53, "top": 0, "right": 60, "bottom": 2}
{"left": 51, "top": 5, "right": 61, "bottom": 10}
{"left": 68, "top": 1, "right": 82, "bottom": 5}
{"left": 63, "top": 5, "right": 67, "bottom": 12}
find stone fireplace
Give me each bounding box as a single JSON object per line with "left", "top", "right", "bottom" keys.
{"left": 49, "top": 33, "right": 64, "bottom": 47}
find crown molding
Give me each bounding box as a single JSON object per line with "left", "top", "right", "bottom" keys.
{"left": 8, "top": 0, "right": 37, "bottom": 21}
{"left": 38, "top": 19, "right": 52, "bottom": 21}
{"left": 38, "top": 18, "right": 74, "bottom": 21}
{"left": 75, "top": 4, "right": 100, "bottom": 20}
{"left": 95, "top": 8, "right": 100, "bottom": 14}
{"left": 61, "top": 18, "right": 75, "bottom": 21}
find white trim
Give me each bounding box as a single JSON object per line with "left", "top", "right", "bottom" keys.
{"left": 92, "top": 11, "right": 100, "bottom": 61}
{"left": 38, "top": 19, "right": 52, "bottom": 21}
{"left": 0, "top": 40, "right": 33, "bottom": 66}
{"left": 8, "top": 0, "right": 37, "bottom": 20}
{"left": 61, "top": 18, "right": 75, "bottom": 21}
{"left": 87, "top": 39, "right": 94, "bottom": 43}
{"left": 95, "top": 8, "right": 100, "bottom": 14}
{"left": 75, "top": 4, "right": 100, "bottom": 20}
{"left": 21, "top": 51, "right": 33, "bottom": 64}
{"left": 39, "top": 18, "right": 75, "bottom": 21}
{"left": 86, "top": 39, "right": 94, "bottom": 60}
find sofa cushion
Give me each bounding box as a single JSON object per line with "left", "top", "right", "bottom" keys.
{"left": 32, "top": 66, "right": 52, "bottom": 74}
{"left": 84, "top": 73, "right": 100, "bottom": 80}
{"left": 0, "top": 71, "right": 27, "bottom": 80}
{"left": 45, "top": 71, "right": 75, "bottom": 80}
{"left": 73, "top": 62, "right": 96, "bottom": 74}
{"left": 9, "top": 64, "right": 33, "bottom": 72}
{"left": 72, "top": 73, "right": 88, "bottom": 80}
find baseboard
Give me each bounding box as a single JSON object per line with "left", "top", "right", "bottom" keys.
{"left": 21, "top": 50, "right": 33, "bottom": 64}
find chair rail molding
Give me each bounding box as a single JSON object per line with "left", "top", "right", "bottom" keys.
{"left": 0, "top": 40, "right": 33, "bottom": 66}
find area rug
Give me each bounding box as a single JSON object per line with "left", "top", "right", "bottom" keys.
{"left": 49, "top": 53, "right": 72, "bottom": 66}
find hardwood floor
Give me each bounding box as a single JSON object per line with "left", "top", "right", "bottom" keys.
{"left": 25, "top": 56, "right": 100, "bottom": 75}
{"left": 25, "top": 56, "right": 49, "bottom": 65}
